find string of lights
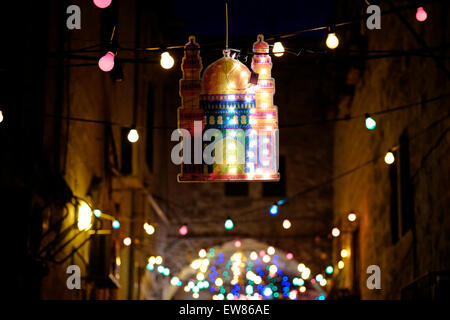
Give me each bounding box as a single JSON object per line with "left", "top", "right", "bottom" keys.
{"left": 53, "top": 0, "right": 446, "bottom": 73}
{"left": 33, "top": 93, "right": 449, "bottom": 147}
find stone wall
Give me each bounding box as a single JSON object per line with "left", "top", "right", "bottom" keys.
{"left": 332, "top": 1, "right": 450, "bottom": 299}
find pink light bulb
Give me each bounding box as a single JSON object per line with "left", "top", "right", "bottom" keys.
{"left": 416, "top": 7, "right": 427, "bottom": 22}
{"left": 98, "top": 52, "right": 115, "bottom": 72}
{"left": 234, "top": 240, "right": 241, "bottom": 248}
{"left": 286, "top": 252, "right": 294, "bottom": 260}
{"left": 93, "top": 0, "right": 112, "bottom": 9}
{"left": 179, "top": 225, "right": 188, "bottom": 236}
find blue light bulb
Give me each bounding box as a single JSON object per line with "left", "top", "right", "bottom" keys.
{"left": 365, "top": 114, "right": 376, "bottom": 130}
{"left": 112, "top": 219, "right": 120, "bottom": 229}
{"left": 270, "top": 205, "right": 278, "bottom": 215}
{"left": 224, "top": 218, "right": 234, "bottom": 230}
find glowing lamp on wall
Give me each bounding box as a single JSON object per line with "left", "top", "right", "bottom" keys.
{"left": 77, "top": 201, "right": 92, "bottom": 231}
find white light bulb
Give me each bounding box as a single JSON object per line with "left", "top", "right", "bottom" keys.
{"left": 123, "top": 237, "right": 132, "bottom": 246}
{"left": 160, "top": 52, "right": 174, "bottom": 69}
{"left": 0, "top": 110, "right": 4, "bottom": 123}
{"left": 144, "top": 223, "right": 155, "bottom": 235}
{"left": 282, "top": 219, "right": 291, "bottom": 229}
{"left": 384, "top": 151, "right": 395, "bottom": 164}
{"left": 326, "top": 32, "right": 339, "bottom": 49}
{"left": 128, "top": 128, "right": 139, "bottom": 143}
{"left": 272, "top": 42, "right": 285, "bottom": 57}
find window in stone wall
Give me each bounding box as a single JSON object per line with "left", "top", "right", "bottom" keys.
{"left": 389, "top": 131, "right": 414, "bottom": 243}
{"left": 399, "top": 132, "right": 414, "bottom": 236}
{"left": 121, "top": 127, "right": 132, "bottom": 175}
{"left": 389, "top": 157, "right": 399, "bottom": 244}
{"left": 146, "top": 85, "right": 155, "bottom": 172}
{"left": 263, "top": 156, "right": 286, "bottom": 197}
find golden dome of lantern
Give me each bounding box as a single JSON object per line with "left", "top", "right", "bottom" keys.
{"left": 202, "top": 50, "right": 252, "bottom": 95}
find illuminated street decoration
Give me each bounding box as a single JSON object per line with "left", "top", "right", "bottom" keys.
{"left": 177, "top": 35, "right": 280, "bottom": 182}
{"left": 149, "top": 246, "right": 327, "bottom": 300}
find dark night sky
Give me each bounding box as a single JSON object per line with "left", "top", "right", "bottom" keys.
{"left": 170, "top": 0, "right": 334, "bottom": 38}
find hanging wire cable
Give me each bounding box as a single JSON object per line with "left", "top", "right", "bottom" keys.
{"left": 39, "top": 93, "right": 450, "bottom": 130}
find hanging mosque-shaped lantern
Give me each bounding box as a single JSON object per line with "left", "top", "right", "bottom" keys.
{"left": 177, "top": 35, "right": 279, "bottom": 182}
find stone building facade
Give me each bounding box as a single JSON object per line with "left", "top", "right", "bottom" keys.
{"left": 1, "top": 0, "right": 176, "bottom": 300}
{"left": 330, "top": 1, "right": 450, "bottom": 299}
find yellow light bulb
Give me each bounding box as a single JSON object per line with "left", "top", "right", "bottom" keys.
{"left": 282, "top": 219, "right": 292, "bottom": 229}
{"left": 326, "top": 32, "right": 339, "bottom": 49}
{"left": 301, "top": 267, "right": 311, "bottom": 280}
{"left": 196, "top": 273, "right": 205, "bottom": 281}
{"left": 77, "top": 201, "right": 92, "bottom": 231}
{"left": 123, "top": 237, "right": 132, "bottom": 246}
{"left": 384, "top": 151, "right": 395, "bottom": 164}
{"left": 155, "top": 256, "right": 163, "bottom": 265}
{"left": 160, "top": 51, "right": 174, "bottom": 69}
{"left": 272, "top": 42, "right": 285, "bottom": 57}
{"left": 331, "top": 227, "right": 341, "bottom": 237}
{"left": 144, "top": 223, "right": 155, "bottom": 235}
{"left": 199, "top": 249, "right": 207, "bottom": 258}
{"left": 215, "top": 278, "right": 223, "bottom": 287}
{"left": 338, "top": 260, "right": 345, "bottom": 269}
{"left": 128, "top": 128, "right": 139, "bottom": 143}
{"left": 348, "top": 212, "right": 357, "bottom": 222}
{"left": 340, "top": 249, "right": 349, "bottom": 258}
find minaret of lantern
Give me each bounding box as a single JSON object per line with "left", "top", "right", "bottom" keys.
{"left": 249, "top": 34, "right": 279, "bottom": 180}
{"left": 178, "top": 36, "right": 204, "bottom": 181}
